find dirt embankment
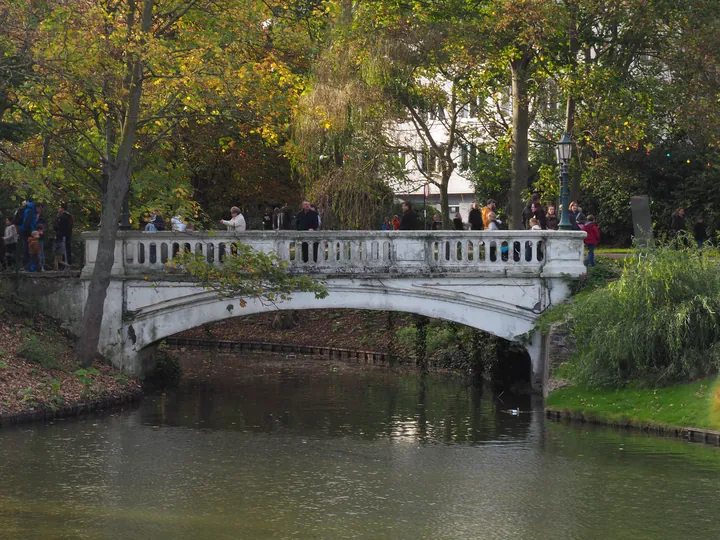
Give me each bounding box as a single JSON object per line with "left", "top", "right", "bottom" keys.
{"left": 176, "top": 309, "right": 415, "bottom": 354}
{"left": 0, "top": 309, "right": 141, "bottom": 424}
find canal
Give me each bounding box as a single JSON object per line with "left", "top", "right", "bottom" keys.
{"left": 1, "top": 353, "right": 719, "bottom": 539}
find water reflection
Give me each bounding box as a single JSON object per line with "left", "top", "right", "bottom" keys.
{"left": 0, "top": 353, "right": 718, "bottom": 540}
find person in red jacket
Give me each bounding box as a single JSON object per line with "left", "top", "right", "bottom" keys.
{"left": 583, "top": 215, "right": 600, "bottom": 267}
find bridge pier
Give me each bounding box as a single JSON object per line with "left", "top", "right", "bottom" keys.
{"left": 525, "top": 331, "right": 546, "bottom": 394}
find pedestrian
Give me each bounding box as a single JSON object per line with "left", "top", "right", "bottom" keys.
{"left": 219, "top": 206, "right": 246, "bottom": 232}
{"left": 56, "top": 203, "right": 73, "bottom": 266}
{"left": 36, "top": 223, "right": 46, "bottom": 271}
{"left": 146, "top": 212, "right": 166, "bottom": 231}
{"left": 27, "top": 231, "right": 41, "bottom": 272}
{"left": 281, "top": 203, "right": 293, "bottom": 230}
{"left": 296, "top": 200, "right": 319, "bottom": 262}
{"left": 694, "top": 216, "right": 707, "bottom": 248}
{"left": 399, "top": 201, "right": 421, "bottom": 230}
{"left": 545, "top": 206, "right": 559, "bottom": 230}
{"left": 522, "top": 193, "right": 541, "bottom": 229}
{"left": 18, "top": 200, "right": 36, "bottom": 267}
{"left": 392, "top": 214, "right": 401, "bottom": 230}
{"left": 670, "top": 207, "right": 686, "bottom": 235}
{"left": 4, "top": 217, "right": 17, "bottom": 270}
{"left": 431, "top": 214, "right": 442, "bottom": 230}
{"left": 381, "top": 217, "right": 392, "bottom": 231}
{"left": 529, "top": 202, "right": 547, "bottom": 230}
{"left": 529, "top": 218, "right": 542, "bottom": 231}
{"left": 54, "top": 204, "right": 73, "bottom": 270}
{"left": 583, "top": 215, "right": 600, "bottom": 267}
{"left": 468, "top": 202, "right": 483, "bottom": 230}
{"left": 453, "top": 212, "right": 464, "bottom": 231}
{"left": 486, "top": 211, "right": 501, "bottom": 231}
{"left": 569, "top": 201, "right": 585, "bottom": 230}
{"left": 262, "top": 207, "right": 273, "bottom": 231}
{"left": 482, "top": 200, "right": 497, "bottom": 230}
{"left": 171, "top": 214, "right": 187, "bottom": 232}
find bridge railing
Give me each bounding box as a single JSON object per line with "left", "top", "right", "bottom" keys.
{"left": 82, "top": 230, "right": 587, "bottom": 278}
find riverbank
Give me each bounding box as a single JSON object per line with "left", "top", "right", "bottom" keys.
{"left": 545, "top": 378, "right": 720, "bottom": 443}
{"left": 176, "top": 309, "right": 415, "bottom": 355}
{"left": 0, "top": 309, "right": 142, "bottom": 427}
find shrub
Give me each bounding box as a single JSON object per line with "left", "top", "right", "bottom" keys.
{"left": 17, "top": 335, "right": 66, "bottom": 369}
{"left": 560, "top": 243, "right": 720, "bottom": 387}
{"left": 146, "top": 344, "right": 183, "bottom": 388}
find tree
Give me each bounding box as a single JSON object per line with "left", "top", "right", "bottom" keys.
{"left": 4, "top": 0, "right": 322, "bottom": 365}
{"left": 295, "top": 1, "right": 486, "bottom": 228}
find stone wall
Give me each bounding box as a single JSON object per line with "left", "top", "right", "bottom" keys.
{"left": 543, "top": 321, "right": 576, "bottom": 393}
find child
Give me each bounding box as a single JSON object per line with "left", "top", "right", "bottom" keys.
{"left": 583, "top": 215, "right": 600, "bottom": 267}
{"left": 529, "top": 218, "right": 542, "bottom": 231}
{"left": 27, "top": 231, "right": 41, "bottom": 272}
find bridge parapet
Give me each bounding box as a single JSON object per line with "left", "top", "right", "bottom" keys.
{"left": 82, "top": 230, "right": 587, "bottom": 279}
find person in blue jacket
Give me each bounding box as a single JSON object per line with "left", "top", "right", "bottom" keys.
{"left": 18, "top": 200, "right": 36, "bottom": 268}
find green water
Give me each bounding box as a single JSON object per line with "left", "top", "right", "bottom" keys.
{"left": 1, "top": 353, "right": 719, "bottom": 539}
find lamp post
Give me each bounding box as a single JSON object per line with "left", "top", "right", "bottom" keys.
{"left": 556, "top": 133, "right": 573, "bottom": 231}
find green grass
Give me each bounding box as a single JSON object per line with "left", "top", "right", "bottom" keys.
{"left": 595, "top": 246, "right": 635, "bottom": 254}
{"left": 546, "top": 377, "right": 720, "bottom": 431}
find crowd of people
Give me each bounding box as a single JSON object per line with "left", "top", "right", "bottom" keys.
{"left": 2, "top": 201, "right": 73, "bottom": 272}
{"left": 5, "top": 191, "right": 713, "bottom": 274}
{"left": 670, "top": 208, "right": 708, "bottom": 247}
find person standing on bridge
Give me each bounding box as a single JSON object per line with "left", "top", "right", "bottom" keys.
{"left": 53, "top": 203, "right": 73, "bottom": 270}
{"left": 453, "top": 212, "right": 464, "bottom": 231}
{"left": 583, "top": 215, "right": 600, "bottom": 267}
{"left": 399, "top": 201, "right": 421, "bottom": 230}
{"left": 468, "top": 202, "right": 483, "bottom": 230}
{"left": 482, "top": 199, "right": 497, "bottom": 230}
{"left": 4, "top": 217, "right": 18, "bottom": 270}
{"left": 219, "top": 206, "right": 246, "bottom": 232}
{"left": 296, "top": 200, "right": 319, "bottom": 262}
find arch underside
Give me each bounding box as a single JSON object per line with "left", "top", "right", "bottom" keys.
{"left": 122, "top": 279, "right": 543, "bottom": 356}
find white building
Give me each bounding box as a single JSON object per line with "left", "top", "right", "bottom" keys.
{"left": 384, "top": 83, "right": 511, "bottom": 224}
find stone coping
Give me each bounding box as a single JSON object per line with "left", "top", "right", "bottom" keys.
{"left": 545, "top": 407, "right": 720, "bottom": 446}
{"left": 82, "top": 230, "right": 587, "bottom": 240}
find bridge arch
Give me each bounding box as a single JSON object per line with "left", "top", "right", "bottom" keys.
{"left": 119, "top": 277, "right": 546, "bottom": 386}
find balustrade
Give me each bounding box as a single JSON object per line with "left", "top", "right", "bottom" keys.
{"left": 82, "top": 230, "right": 586, "bottom": 278}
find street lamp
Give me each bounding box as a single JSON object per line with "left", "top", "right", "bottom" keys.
{"left": 556, "top": 132, "right": 573, "bottom": 231}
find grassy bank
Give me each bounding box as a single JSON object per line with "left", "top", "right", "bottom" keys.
{"left": 546, "top": 378, "right": 720, "bottom": 431}
{"left": 0, "top": 307, "right": 141, "bottom": 420}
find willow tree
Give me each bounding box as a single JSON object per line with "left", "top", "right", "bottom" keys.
{"left": 294, "top": 1, "right": 486, "bottom": 228}
{"left": 7, "top": 0, "right": 320, "bottom": 365}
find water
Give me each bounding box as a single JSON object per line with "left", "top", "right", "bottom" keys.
{"left": 1, "top": 353, "right": 719, "bottom": 540}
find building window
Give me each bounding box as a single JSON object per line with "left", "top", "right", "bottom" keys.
{"left": 429, "top": 149, "right": 437, "bottom": 173}
{"left": 419, "top": 150, "right": 427, "bottom": 172}
{"left": 449, "top": 206, "right": 460, "bottom": 215}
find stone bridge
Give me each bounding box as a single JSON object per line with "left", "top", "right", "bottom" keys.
{"left": 35, "top": 230, "right": 586, "bottom": 392}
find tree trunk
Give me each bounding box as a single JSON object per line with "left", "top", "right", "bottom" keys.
{"left": 75, "top": 0, "right": 153, "bottom": 367}
{"left": 510, "top": 57, "right": 531, "bottom": 230}
{"left": 565, "top": 2, "right": 581, "bottom": 204}
{"left": 439, "top": 172, "right": 451, "bottom": 229}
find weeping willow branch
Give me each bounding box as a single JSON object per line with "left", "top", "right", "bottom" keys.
{"left": 170, "top": 242, "right": 328, "bottom": 307}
